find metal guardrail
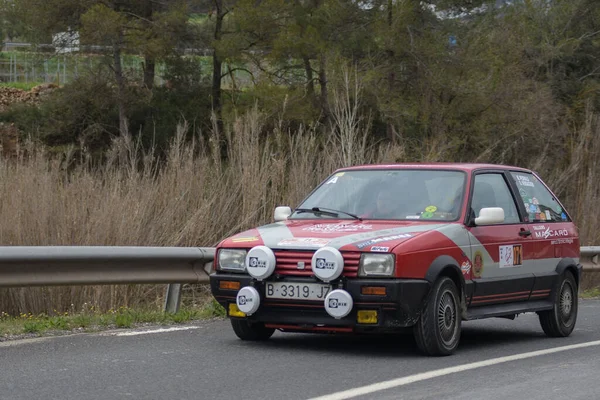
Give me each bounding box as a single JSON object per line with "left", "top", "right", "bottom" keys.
{"left": 0, "top": 246, "right": 215, "bottom": 313}
{"left": 581, "top": 246, "right": 600, "bottom": 271}
{"left": 0, "top": 245, "right": 597, "bottom": 313}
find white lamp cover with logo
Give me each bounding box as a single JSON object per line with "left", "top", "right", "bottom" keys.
{"left": 311, "top": 246, "right": 344, "bottom": 282}
{"left": 245, "top": 246, "right": 276, "bottom": 280}
{"left": 324, "top": 289, "right": 353, "bottom": 319}
{"left": 236, "top": 286, "right": 261, "bottom": 315}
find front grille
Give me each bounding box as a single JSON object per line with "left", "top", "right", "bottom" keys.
{"left": 273, "top": 250, "right": 361, "bottom": 278}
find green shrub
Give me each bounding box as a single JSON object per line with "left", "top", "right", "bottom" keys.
{"left": 115, "top": 313, "right": 133, "bottom": 328}
{"left": 72, "top": 314, "right": 92, "bottom": 328}
{"left": 199, "top": 299, "right": 226, "bottom": 319}
{"left": 48, "top": 316, "right": 70, "bottom": 330}
{"left": 168, "top": 309, "right": 200, "bottom": 323}
{"left": 0, "top": 72, "right": 213, "bottom": 155}
{"left": 98, "top": 315, "right": 113, "bottom": 327}
{"left": 23, "top": 321, "right": 45, "bottom": 333}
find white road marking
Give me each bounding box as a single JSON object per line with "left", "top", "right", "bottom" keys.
{"left": 308, "top": 339, "right": 600, "bottom": 400}
{"left": 106, "top": 326, "right": 200, "bottom": 337}
{"left": 0, "top": 337, "right": 50, "bottom": 348}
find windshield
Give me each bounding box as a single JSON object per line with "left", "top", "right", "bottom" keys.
{"left": 293, "top": 169, "right": 467, "bottom": 221}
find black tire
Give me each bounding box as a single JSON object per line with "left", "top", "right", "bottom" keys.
{"left": 538, "top": 271, "right": 578, "bottom": 337}
{"left": 230, "top": 319, "right": 275, "bottom": 341}
{"left": 413, "top": 276, "right": 462, "bottom": 356}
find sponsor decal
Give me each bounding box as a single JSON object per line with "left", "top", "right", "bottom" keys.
{"left": 529, "top": 204, "right": 537, "bottom": 213}
{"left": 561, "top": 212, "right": 567, "bottom": 221}
{"left": 371, "top": 246, "right": 389, "bottom": 252}
{"left": 436, "top": 212, "right": 454, "bottom": 219}
{"left": 303, "top": 223, "right": 373, "bottom": 233}
{"left": 425, "top": 205, "right": 437, "bottom": 213}
{"left": 248, "top": 257, "right": 267, "bottom": 269}
{"left": 532, "top": 197, "right": 539, "bottom": 205}
{"left": 355, "top": 233, "right": 413, "bottom": 249}
{"left": 231, "top": 236, "right": 259, "bottom": 243}
{"left": 314, "top": 258, "right": 336, "bottom": 270}
{"left": 335, "top": 172, "right": 345, "bottom": 177}
{"left": 326, "top": 176, "right": 338, "bottom": 184}
{"left": 516, "top": 175, "right": 535, "bottom": 187}
{"left": 499, "top": 244, "right": 523, "bottom": 268}
{"left": 532, "top": 225, "right": 546, "bottom": 231}
{"left": 406, "top": 215, "right": 421, "bottom": 219}
{"left": 545, "top": 210, "right": 552, "bottom": 220}
{"left": 460, "top": 261, "right": 471, "bottom": 275}
{"left": 551, "top": 238, "right": 574, "bottom": 245}
{"left": 421, "top": 211, "right": 434, "bottom": 219}
{"left": 534, "top": 227, "right": 569, "bottom": 240}
{"left": 277, "top": 238, "right": 330, "bottom": 248}
{"left": 473, "top": 251, "right": 484, "bottom": 278}
{"left": 539, "top": 213, "right": 546, "bottom": 221}
{"left": 518, "top": 188, "right": 527, "bottom": 197}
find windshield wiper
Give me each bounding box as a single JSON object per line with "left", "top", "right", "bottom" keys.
{"left": 294, "top": 207, "right": 362, "bottom": 221}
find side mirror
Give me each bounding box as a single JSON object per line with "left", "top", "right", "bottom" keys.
{"left": 274, "top": 206, "right": 292, "bottom": 222}
{"left": 474, "top": 207, "right": 505, "bottom": 225}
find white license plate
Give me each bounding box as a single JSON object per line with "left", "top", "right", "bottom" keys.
{"left": 265, "top": 282, "right": 331, "bottom": 301}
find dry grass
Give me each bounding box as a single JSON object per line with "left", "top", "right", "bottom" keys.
{"left": 0, "top": 103, "right": 379, "bottom": 315}
{"left": 0, "top": 96, "right": 599, "bottom": 314}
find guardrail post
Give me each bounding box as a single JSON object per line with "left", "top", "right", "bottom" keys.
{"left": 164, "top": 284, "right": 182, "bottom": 313}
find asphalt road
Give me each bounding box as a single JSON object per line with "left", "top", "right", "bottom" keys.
{"left": 1, "top": 300, "right": 600, "bottom": 400}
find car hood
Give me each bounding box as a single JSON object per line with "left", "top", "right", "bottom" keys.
{"left": 221, "top": 219, "right": 452, "bottom": 251}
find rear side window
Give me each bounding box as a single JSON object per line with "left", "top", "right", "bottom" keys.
{"left": 510, "top": 172, "right": 569, "bottom": 223}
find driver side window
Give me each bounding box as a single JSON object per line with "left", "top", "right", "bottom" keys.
{"left": 471, "top": 173, "right": 520, "bottom": 224}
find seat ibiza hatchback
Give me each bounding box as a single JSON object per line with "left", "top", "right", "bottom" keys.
{"left": 210, "top": 164, "right": 581, "bottom": 356}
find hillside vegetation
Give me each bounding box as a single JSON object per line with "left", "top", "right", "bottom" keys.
{"left": 0, "top": 0, "right": 599, "bottom": 314}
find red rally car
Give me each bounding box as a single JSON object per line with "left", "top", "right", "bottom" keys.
{"left": 209, "top": 164, "right": 581, "bottom": 356}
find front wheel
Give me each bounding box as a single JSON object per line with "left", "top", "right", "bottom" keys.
{"left": 413, "top": 276, "right": 461, "bottom": 356}
{"left": 538, "top": 271, "right": 578, "bottom": 337}
{"left": 231, "top": 319, "right": 275, "bottom": 341}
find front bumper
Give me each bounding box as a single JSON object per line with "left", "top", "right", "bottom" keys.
{"left": 210, "top": 274, "right": 431, "bottom": 332}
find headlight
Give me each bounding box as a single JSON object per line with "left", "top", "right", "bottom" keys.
{"left": 359, "top": 253, "right": 395, "bottom": 277}
{"left": 218, "top": 249, "right": 247, "bottom": 272}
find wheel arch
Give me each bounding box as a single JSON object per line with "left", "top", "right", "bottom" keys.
{"left": 556, "top": 257, "right": 580, "bottom": 287}
{"left": 425, "top": 255, "right": 467, "bottom": 317}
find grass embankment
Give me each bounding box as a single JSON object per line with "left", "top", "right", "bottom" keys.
{"left": 581, "top": 288, "right": 600, "bottom": 299}
{"left": 0, "top": 82, "right": 45, "bottom": 91}
{"left": 0, "top": 299, "right": 225, "bottom": 338}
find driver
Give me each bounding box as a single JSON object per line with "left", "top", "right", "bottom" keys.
{"left": 363, "top": 188, "right": 398, "bottom": 219}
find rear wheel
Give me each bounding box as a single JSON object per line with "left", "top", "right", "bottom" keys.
{"left": 413, "top": 276, "right": 461, "bottom": 356}
{"left": 538, "top": 271, "right": 578, "bottom": 337}
{"left": 231, "top": 319, "right": 275, "bottom": 341}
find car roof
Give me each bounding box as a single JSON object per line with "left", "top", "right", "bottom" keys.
{"left": 338, "top": 163, "right": 532, "bottom": 173}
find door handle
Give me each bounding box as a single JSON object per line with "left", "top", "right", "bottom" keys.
{"left": 519, "top": 229, "right": 532, "bottom": 237}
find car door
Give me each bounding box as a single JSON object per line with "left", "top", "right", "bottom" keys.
{"left": 509, "top": 170, "right": 580, "bottom": 301}
{"left": 466, "top": 171, "right": 534, "bottom": 307}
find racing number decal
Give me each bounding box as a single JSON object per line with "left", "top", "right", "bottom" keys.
{"left": 499, "top": 244, "right": 523, "bottom": 268}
